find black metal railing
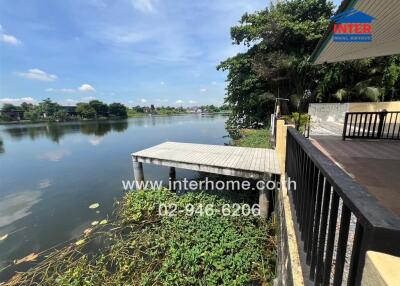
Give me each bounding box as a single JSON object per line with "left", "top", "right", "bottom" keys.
{"left": 342, "top": 111, "right": 400, "bottom": 140}
{"left": 285, "top": 127, "right": 400, "bottom": 286}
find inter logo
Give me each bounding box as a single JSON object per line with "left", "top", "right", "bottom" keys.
{"left": 331, "top": 9, "right": 376, "bottom": 42}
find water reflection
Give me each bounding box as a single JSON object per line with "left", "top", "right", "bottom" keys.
{"left": 0, "top": 191, "right": 42, "bottom": 228}
{"left": 37, "top": 148, "right": 72, "bottom": 162}
{"left": 38, "top": 179, "right": 52, "bottom": 189}
{"left": 0, "top": 114, "right": 229, "bottom": 281}
{"left": 2, "top": 120, "right": 129, "bottom": 143}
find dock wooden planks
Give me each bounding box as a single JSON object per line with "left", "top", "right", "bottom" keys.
{"left": 132, "top": 142, "right": 279, "bottom": 179}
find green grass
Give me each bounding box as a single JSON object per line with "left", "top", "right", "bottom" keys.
{"left": 233, "top": 129, "right": 272, "bottom": 148}
{"left": 7, "top": 190, "right": 276, "bottom": 286}
{"left": 127, "top": 109, "right": 147, "bottom": 117}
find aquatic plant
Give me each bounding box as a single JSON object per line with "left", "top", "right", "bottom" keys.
{"left": 5, "top": 190, "right": 276, "bottom": 286}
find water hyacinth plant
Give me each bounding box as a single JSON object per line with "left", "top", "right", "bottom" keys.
{"left": 6, "top": 189, "right": 276, "bottom": 286}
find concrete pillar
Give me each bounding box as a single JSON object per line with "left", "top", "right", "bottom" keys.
{"left": 169, "top": 167, "right": 176, "bottom": 191}
{"left": 259, "top": 174, "right": 272, "bottom": 218}
{"left": 259, "top": 188, "right": 269, "bottom": 218}
{"left": 132, "top": 156, "right": 144, "bottom": 190}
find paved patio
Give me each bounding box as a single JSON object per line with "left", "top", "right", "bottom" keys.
{"left": 311, "top": 135, "right": 400, "bottom": 217}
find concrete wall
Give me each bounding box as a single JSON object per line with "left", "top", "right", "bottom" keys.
{"left": 308, "top": 103, "right": 349, "bottom": 123}
{"left": 308, "top": 101, "right": 400, "bottom": 123}
{"left": 349, "top": 101, "right": 400, "bottom": 113}
{"left": 275, "top": 120, "right": 305, "bottom": 286}
{"left": 362, "top": 251, "right": 400, "bottom": 286}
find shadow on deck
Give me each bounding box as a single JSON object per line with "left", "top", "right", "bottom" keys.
{"left": 311, "top": 135, "right": 400, "bottom": 217}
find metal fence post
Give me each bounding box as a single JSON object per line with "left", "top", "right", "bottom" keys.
{"left": 342, "top": 113, "right": 349, "bottom": 140}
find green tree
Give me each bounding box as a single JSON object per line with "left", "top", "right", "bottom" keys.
{"left": 89, "top": 100, "right": 109, "bottom": 118}
{"left": 38, "top": 98, "right": 60, "bottom": 118}
{"left": 76, "top": 103, "right": 96, "bottom": 119}
{"left": 132, "top": 105, "right": 144, "bottom": 113}
{"left": 21, "top": 102, "right": 34, "bottom": 112}
{"left": 218, "top": 0, "right": 334, "bottom": 128}
{"left": 382, "top": 56, "right": 400, "bottom": 101}
{"left": 108, "top": 103, "right": 128, "bottom": 118}
{"left": 219, "top": 0, "right": 400, "bottom": 128}
{"left": 54, "top": 110, "right": 69, "bottom": 121}
{"left": 24, "top": 109, "right": 41, "bottom": 121}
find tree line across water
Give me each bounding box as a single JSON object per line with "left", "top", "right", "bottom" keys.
{"left": 128, "top": 104, "right": 229, "bottom": 117}
{"left": 0, "top": 98, "right": 231, "bottom": 123}
{"left": 218, "top": 0, "right": 400, "bottom": 129}
{"left": 0, "top": 98, "right": 128, "bottom": 122}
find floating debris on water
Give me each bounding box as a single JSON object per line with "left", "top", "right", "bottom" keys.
{"left": 89, "top": 203, "right": 100, "bottom": 209}
{"left": 75, "top": 239, "right": 85, "bottom": 246}
{"left": 14, "top": 253, "right": 38, "bottom": 265}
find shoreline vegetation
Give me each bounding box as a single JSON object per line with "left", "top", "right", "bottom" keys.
{"left": 231, "top": 129, "right": 272, "bottom": 149}
{"left": 4, "top": 190, "right": 276, "bottom": 286}
{"left": 2, "top": 129, "right": 276, "bottom": 285}
{"left": 0, "top": 98, "right": 230, "bottom": 125}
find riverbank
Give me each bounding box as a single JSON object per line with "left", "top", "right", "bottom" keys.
{"left": 128, "top": 111, "right": 231, "bottom": 118}
{"left": 5, "top": 190, "right": 276, "bottom": 285}
{"left": 0, "top": 117, "right": 128, "bottom": 125}
{"left": 0, "top": 112, "right": 231, "bottom": 125}
{"left": 1, "top": 125, "right": 276, "bottom": 285}
{"left": 232, "top": 129, "right": 272, "bottom": 149}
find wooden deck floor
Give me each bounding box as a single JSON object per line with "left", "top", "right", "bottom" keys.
{"left": 312, "top": 135, "right": 400, "bottom": 217}
{"left": 132, "top": 141, "right": 280, "bottom": 179}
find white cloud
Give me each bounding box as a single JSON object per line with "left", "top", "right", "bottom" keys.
{"left": 175, "top": 99, "right": 184, "bottom": 105}
{"left": 132, "top": 0, "right": 156, "bottom": 13}
{"left": 0, "top": 97, "right": 36, "bottom": 106}
{"left": 59, "top": 99, "right": 79, "bottom": 106}
{"left": 0, "top": 25, "right": 21, "bottom": 45}
{"left": 80, "top": 96, "right": 96, "bottom": 101}
{"left": 16, "top": 68, "right": 57, "bottom": 81}
{"left": 78, "top": 84, "right": 96, "bottom": 92}
{"left": 160, "top": 81, "right": 165, "bottom": 85}
{"left": 141, "top": 98, "right": 147, "bottom": 103}
{"left": 200, "top": 88, "right": 207, "bottom": 93}
{"left": 46, "top": 87, "right": 75, "bottom": 93}
{"left": 1, "top": 34, "right": 21, "bottom": 45}
{"left": 189, "top": 100, "right": 197, "bottom": 104}
{"left": 156, "top": 98, "right": 168, "bottom": 103}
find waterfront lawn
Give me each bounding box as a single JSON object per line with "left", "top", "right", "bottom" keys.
{"left": 233, "top": 129, "right": 272, "bottom": 148}
{"left": 7, "top": 190, "right": 276, "bottom": 286}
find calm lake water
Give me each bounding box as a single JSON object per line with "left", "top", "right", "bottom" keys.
{"left": 0, "top": 115, "right": 229, "bottom": 281}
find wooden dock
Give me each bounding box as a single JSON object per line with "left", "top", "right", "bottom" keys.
{"left": 132, "top": 141, "right": 279, "bottom": 179}
{"left": 131, "top": 141, "right": 280, "bottom": 217}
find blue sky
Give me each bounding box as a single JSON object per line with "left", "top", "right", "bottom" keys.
{"left": 0, "top": 0, "right": 342, "bottom": 107}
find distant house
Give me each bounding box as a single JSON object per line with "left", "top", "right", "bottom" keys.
{"left": 0, "top": 109, "right": 24, "bottom": 121}
{"left": 61, "top": 106, "right": 77, "bottom": 116}
{"left": 187, "top": 106, "right": 202, "bottom": 113}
